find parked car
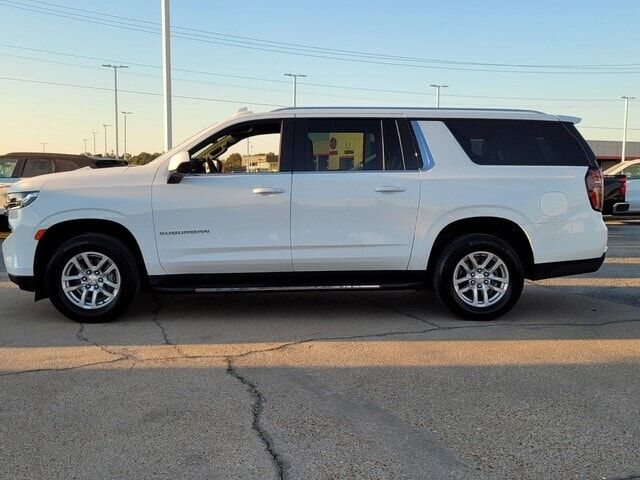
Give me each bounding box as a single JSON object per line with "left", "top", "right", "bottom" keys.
{"left": 604, "top": 159, "right": 640, "bottom": 213}
{"left": 0, "top": 153, "right": 128, "bottom": 224}
{"left": 602, "top": 173, "right": 628, "bottom": 215}
{"left": 2, "top": 107, "right": 607, "bottom": 322}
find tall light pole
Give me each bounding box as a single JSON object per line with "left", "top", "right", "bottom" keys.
{"left": 122, "top": 111, "right": 134, "bottom": 160}
{"left": 284, "top": 73, "right": 307, "bottom": 107}
{"left": 40, "top": 142, "right": 46, "bottom": 153}
{"left": 430, "top": 84, "right": 449, "bottom": 108}
{"left": 82, "top": 138, "right": 88, "bottom": 154}
{"left": 621, "top": 96, "right": 635, "bottom": 163}
{"left": 102, "top": 124, "right": 110, "bottom": 156}
{"left": 102, "top": 64, "right": 129, "bottom": 159}
{"left": 161, "top": 0, "right": 172, "bottom": 151}
{"left": 91, "top": 131, "right": 99, "bottom": 156}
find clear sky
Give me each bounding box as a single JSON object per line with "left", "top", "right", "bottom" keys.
{"left": 0, "top": 0, "right": 638, "bottom": 155}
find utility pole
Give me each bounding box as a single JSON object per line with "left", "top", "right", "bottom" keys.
{"left": 621, "top": 96, "right": 635, "bottom": 163}
{"left": 161, "top": 0, "right": 173, "bottom": 151}
{"left": 83, "top": 138, "right": 88, "bottom": 154}
{"left": 102, "top": 124, "right": 110, "bottom": 156}
{"left": 91, "top": 131, "right": 99, "bottom": 156}
{"left": 40, "top": 142, "right": 46, "bottom": 153}
{"left": 284, "top": 73, "right": 307, "bottom": 107}
{"left": 102, "top": 64, "right": 129, "bottom": 159}
{"left": 122, "top": 111, "right": 133, "bottom": 160}
{"left": 430, "top": 84, "right": 449, "bottom": 108}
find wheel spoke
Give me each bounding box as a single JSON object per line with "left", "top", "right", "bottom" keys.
{"left": 480, "top": 253, "right": 494, "bottom": 269}
{"left": 95, "top": 256, "right": 108, "bottom": 271}
{"left": 64, "top": 284, "right": 82, "bottom": 293}
{"left": 62, "top": 274, "right": 82, "bottom": 281}
{"left": 71, "top": 257, "right": 84, "bottom": 274}
{"left": 81, "top": 253, "right": 93, "bottom": 270}
{"left": 454, "top": 275, "right": 470, "bottom": 285}
{"left": 481, "top": 287, "right": 488, "bottom": 304}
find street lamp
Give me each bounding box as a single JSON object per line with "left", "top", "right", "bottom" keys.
{"left": 40, "top": 142, "right": 46, "bottom": 153}
{"left": 102, "top": 64, "right": 129, "bottom": 159}
{"left": 102, "top": 124, "right": 111, "bottom": 157}
{"left": 430, "top": 84, "right": 449, "bottom": 108}
{"left": 161, "top": 0, "right": 172, "bottom": 151}
{"left": 284, "top": 73, "right": 307, "bottom": 107}
{"left": 122, "top": 111, "right": 134, "bottom": 160}
{"left": 621, "top": 96, "right": 635, "bottom": 163}
{"left": 91, "top": 131, "right": 99, "bottom": 156}
{"left": 82, "top": 138, "right": 88, "bottom": 154}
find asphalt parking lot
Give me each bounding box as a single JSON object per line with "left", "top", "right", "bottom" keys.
{"left": 0, "top": 222, "right": 638, "bottom": 480}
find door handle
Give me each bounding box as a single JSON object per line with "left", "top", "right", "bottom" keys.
{"left": 374, "top": 185, "right": 406, "bottom": 193}
{"left": 252, "top": 187, "right": 286, "bottom": 195}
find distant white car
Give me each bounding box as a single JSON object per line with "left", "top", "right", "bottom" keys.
{"left": 604, "top": 159, "right": 640, "bottom": 213}
{"left": 2, "top": 107, "right": 607, "bottom": 323}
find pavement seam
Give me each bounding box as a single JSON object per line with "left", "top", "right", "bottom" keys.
{"left": 75, "top": 322, "right": 134, "bottom": 361}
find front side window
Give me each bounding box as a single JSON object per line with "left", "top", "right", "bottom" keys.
{"left": 0, "top": 158, "right": 18, "bottom": 178}
{"left": 190, "top": 121, "right": 283, "bottom": 174}
{"left": 445, "top": 120, "right": 591, "bottom": 167}
{"left": 22, "top": 159, "right": 54, "bottom": 177}
{"left": 296, "top": 119, "right": 382, "bottom": 172}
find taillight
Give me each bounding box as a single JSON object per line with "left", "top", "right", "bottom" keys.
{"left": 585, "top": 167, "right": 603, "bottom": 211}
{"left": 620, "top": 176, "right": 627, "bottom": 198}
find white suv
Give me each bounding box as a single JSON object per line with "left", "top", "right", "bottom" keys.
{"left": 2, "top": 107, "right": 607, "bottom": 322}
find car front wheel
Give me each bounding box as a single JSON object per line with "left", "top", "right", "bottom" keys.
{"left": 45, "top": 233, "right": 140, "bottom": 322}
{"left": 433, "top": 234, "right": 524, "bottom": 320}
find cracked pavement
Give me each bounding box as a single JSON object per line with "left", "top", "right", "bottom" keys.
{"left": 0, "top": 222, "right": 639, "bottom": 479}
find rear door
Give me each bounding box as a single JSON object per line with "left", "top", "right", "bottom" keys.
{"left": 620, "top": 161, "right": 640, "bottom": 212}
{"left": 290, "top": 118, "right": 421, "bottom": 271}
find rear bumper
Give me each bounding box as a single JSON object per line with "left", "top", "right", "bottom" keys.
{"left": 8, "top": 273, "right": 36, "bottom": 292}
{"left": 528, "top": 254, "right": 605, "bottom": 280}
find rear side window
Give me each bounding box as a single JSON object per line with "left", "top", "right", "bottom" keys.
{"left": 295, "top": 119, "right": 382, "bottom": 172}
{"left": 22, "top": 159, "right": 54, "bottom": 177}
{"left": 55, "top": 158, "right": 85, "bottom": 172}
{"left": 0, "top": 158, "right": 18, "bottom": 178}
{"left": 444, "top": 119, "right": 592, "bottom": 166}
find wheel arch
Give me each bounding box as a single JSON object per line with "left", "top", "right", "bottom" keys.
{"left": 425, "top": 217, "right": 535, "bottom": 281}
{"left": 33, "top": 219, "right": 149, "bottom": 299}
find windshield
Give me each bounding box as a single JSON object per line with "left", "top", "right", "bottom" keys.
{"left": 0, "top": 158, "right": 18, "bottom": 178}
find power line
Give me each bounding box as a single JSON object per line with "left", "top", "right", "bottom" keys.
{"left": 0, "top": 76, "right": 287, "bottom": 107}
{"left": 0, "top": 44, "right": 627, "bottom": 104}
{"left": 18, "top": 0, "right": 640, "bottom": 70}
{"left": 2, "top": 0, "right": 640, "bottom": 75}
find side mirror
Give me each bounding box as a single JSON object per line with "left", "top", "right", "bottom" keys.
{"left": 167, "top": 151, "right": 191, "bottom": 184}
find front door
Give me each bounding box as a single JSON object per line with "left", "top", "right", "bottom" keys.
{"left": 290, "top": 118, "right": 421, "bottom": 272}
{"left": 152, "top": 119, "right": 293, "bottom": 275}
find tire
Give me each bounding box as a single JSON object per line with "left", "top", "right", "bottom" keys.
{"left": 45, "top": 233, "right": 140, "bottom": 322}
{"left": 433, "top": 234, "right": 524, "bottom": 321}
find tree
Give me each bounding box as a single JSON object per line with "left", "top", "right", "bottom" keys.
{"left": 223, "top": 152, "right": 245, "bottom": 172}
{"left": 128, "top": 152, "right": 162, "bottom": 165}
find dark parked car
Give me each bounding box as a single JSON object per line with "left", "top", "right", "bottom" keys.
{"left": 603, "top": 173, "right": 628, "bottom": 215}
{"left": 0, "top": 152, "right": 128, "bottom": 226}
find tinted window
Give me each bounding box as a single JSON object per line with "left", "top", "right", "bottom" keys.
{"left": 22, "top": 159, "right": 54, "bottom": 177}
{"left": 382, "top": 120, "right": 404, "bottom": 170}
{"left": 398, "top": 120, "right": 422, "bottom": 170}
{"left": 295, "top": 119, "right": 382, "bottom": 172}
{"left": 444, "top": 120, "right": 591, "bottom": 166}
{"left": 55, "top": 158, "right": 84, "bottom": 172}
{"left": 0, "top": 158, "right": 18, "bottom": 178}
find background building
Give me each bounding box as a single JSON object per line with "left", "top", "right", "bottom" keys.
{"left": 587, "top": 140, "right": 640, "bottom": 171}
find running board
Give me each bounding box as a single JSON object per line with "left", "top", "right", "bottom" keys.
{"left": 196, "top": 284, "right": 385, "bottom": 293}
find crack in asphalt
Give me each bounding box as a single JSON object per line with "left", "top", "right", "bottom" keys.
{"left": 75, "top": 322, "right": 134, "bottom": 361}
{"left": 150, "top": 293, "right": 188, "bottom": 358}
{"left": 225, "top": 356, "right": 285, "bottom": 480}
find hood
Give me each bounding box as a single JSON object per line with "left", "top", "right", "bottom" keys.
{"left": 8, "top": 166, "right": 133, "bottom": 193}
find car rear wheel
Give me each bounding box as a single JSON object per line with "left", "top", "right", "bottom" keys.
{"left": 45, "top": 233, "right": 140, "bottom": 322}
{"left": 433, "top": 234, "right": 524, "bottom": 320}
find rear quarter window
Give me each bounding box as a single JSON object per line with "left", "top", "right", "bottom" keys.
{"left": 444, "top": 119, "right": 593, "bottom": 167}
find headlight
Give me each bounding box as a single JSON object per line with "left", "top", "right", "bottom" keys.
{"left": 6, "top": 191, "right": 39, "bottom": 210}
